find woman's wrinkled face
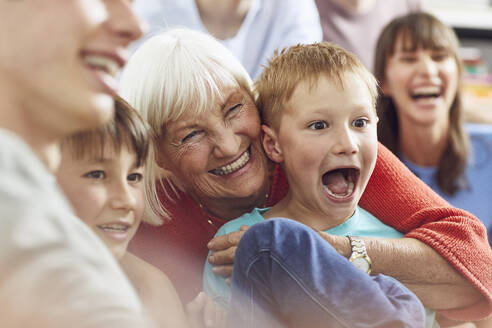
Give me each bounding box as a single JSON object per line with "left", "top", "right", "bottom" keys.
{"left": 158, "top": 86, "right": 269, "bottom": 204}
{"left": 0, "top": 0, "right": 144, "bottom": 136}
{"left": 382, "top": 35, "right": 459, "bottom": 127}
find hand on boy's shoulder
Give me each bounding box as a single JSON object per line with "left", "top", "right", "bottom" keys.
{"left": 121, "top": 253, "right": 189, "bottom": 328}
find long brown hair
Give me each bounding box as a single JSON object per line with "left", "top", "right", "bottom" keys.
{"left": 374, "top": 12, "right": 469, "bottom": 195}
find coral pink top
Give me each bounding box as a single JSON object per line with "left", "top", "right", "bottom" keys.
{"left": 129, "top": 143, "right": 492, "bottom": 321}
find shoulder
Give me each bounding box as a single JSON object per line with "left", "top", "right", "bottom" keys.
{"left": 466, "top": 123, "right": 492, "bottom": 139}
{"left": 121, "top": 254, "right": 189, "bottom": 328}
{"left": 466, "top": 124, "right": 492, "bottom": 165}
{"left": 122, "top": 253, "right": 175, "bottom": 292}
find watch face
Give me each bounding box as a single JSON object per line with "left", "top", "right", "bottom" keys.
{"left": 352, "top": 256, "right": 370, "bottom": 273}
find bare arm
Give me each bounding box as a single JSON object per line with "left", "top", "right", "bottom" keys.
{"left": 318, "top": 232, "right": 482, "bottom": 310}
{"left": 359, "top": 143, "right": 492, "bottom": 321}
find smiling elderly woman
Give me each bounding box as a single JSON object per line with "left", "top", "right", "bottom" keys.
{"left": 119, "top": 28, "right": 492, "bottom": 322}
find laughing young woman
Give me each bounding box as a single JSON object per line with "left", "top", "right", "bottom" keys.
{"left": 119, "top": 28, "right": 492, "bottom": 323}
{"left": 374, "top": 12, "right": 492, "bottom": 327}
{"left": 375, "top": 12, "right": 492, "bottom": 246}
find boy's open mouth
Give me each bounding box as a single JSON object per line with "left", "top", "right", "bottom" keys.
{"left": 322, "top": 168, "right": 359, "bottom": 199}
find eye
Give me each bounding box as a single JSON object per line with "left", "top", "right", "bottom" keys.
{"left": 225, "top": 103, "right": 243, "bottom": 117}
{"left": 181, "top": 130, "right": 203, "bottom": 144}
{"left": 308, "top": 121, "right": 328, "bottom": 130}
{"left": 128, "top": 172, "right": 143, "bottom": 183}
{"left": 84, "top": 170, "right": 105, "bottom": 180}
{"left": 432, "top": 52, "right": 448, "bottom": 62}
{"left": 400, "top": 55, "right": 417, "bottom": 63}
{"left": 352, "top": 118, "right": 368, "bottom": 128}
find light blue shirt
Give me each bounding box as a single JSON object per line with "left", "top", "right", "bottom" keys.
{"left": 203, "top": 206, "right": 438, "bottom": 327}
{"left": 400, "top": 123, "right": 492, "bottom": 245}
{"left": 132, "top": 0, "right": 322, "bottom": 79}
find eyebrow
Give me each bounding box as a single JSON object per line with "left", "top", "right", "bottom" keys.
{"left": 221, "top": 90, "right": 244, "bottom": 110}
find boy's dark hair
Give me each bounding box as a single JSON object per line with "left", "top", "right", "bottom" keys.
{"left": 61, "top": 96, "right": 150, "bottom": 168}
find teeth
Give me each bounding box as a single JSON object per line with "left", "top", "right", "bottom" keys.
{"left": 97, "top": 224, "right": 129, "bottom": 232}
{"left": 84, "top": 55, "right": 119, "bottom": 76}
{"left": 324, "top": 181, "right": 354, "bottom": 198}
{"left": 211, "top": 150, "right": 250, "bottom": 176}
{"left": 412, "top": 86, "right": 441, "bottom": 97}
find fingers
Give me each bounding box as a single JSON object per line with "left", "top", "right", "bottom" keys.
{"left": 207, "top": 229, "right": 246, "bottom": 252}
{"left": 208, "top": 246, "right": 237, "bottom": 266}
{"left": 186, "top": 292, "right": 228, "bottom": 328}
{"left": 203, "top": 295, "right": 228, "bottom": 328}
{"left": 211, "top": 264, "right": 234, "bottom": 278}
{"left": 239, "top": 225, "right": 250, "bottom": 232}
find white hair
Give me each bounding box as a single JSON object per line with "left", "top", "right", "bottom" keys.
{"left": 119, "top": 28, "right": 254, "bottom": 221}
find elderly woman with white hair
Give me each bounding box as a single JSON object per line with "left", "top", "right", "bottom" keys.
{"left": 119, "top": 28, "right": 492, "bottom": 323}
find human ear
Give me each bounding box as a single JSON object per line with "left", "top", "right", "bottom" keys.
{"left": 261, "top": 125, "right": 283, "bottom": 163}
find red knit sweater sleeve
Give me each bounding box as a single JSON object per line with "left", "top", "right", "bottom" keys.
{"left": 359, "top": 142, "right": 492, "bottom": 321}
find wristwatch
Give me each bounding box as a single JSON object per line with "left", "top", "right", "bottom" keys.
{"left": 347, "top": 236, "right": 372, "bottom": 274}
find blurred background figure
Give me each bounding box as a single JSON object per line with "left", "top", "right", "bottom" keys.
{"left": 132, "top": 0, "right": 322, "bottom": 79}
{"left": 0, "top": 0, "right": 150, "bottom": 327}
{"left": 315, "top": 0, "right": 421, "bottom": 71}
{"left": 375, "top": 11, "right": 492, "bottom": 328}
{"left": 375, "top": 12, "right": 492, "bottom": 247}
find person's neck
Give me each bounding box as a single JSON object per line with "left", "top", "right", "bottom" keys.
{"left": 331, "top": 0, "right": 377, "bottom": 13}
{"left": 399, "top": 119, "right": 449, "bottom": 167}
{"left": 196, "top": 181, "right": 271, "bottom": 220}
{"left": 263, "top": 192, "right": 353, "bottom": 231}
{"left": 195, "top": 0, "right": 252, "bottom": 39}
{"left": 0, "top": 88, "right": 58, "bottom": 171}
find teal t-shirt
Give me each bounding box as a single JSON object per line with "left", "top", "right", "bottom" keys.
{"left": 203, "top": 206, "right": 437, "bottom": 327}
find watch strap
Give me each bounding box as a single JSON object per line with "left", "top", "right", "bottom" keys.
{"left": 347, "top": 235, "right": 372, "bottom": 274}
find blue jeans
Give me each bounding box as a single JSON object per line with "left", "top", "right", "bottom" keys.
{"left": 228, "top": 218, "right": 425, "bottom": 328}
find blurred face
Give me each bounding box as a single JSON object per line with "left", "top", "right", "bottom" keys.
{"left": 0, "top": 0, "right": 144, "bottom": 136}
{"left": 270, "top": 73, "right": 378, "bottom": 223}
{"left": 158, "top": 86, "right": 270, "bottom": 206}
{"left": 57, "top": 145, "right": 145, "bottom": 260}
{"left": 382, "top": 36, "right": 459, "bottom": 128}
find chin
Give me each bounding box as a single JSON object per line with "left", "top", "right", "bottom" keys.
{"left": 73, "top": 95, "right": 114, "bottom": 131}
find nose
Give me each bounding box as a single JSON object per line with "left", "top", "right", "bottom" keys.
{"left": 417, "top": 55, "right": 438, "bottom": 77}
{"left": 331, "top": 127, "right": 358, "bottom": 156}
{"left": 212, "top": 127, "right": 242, "bottom": 159}
{"left": 105, "top": 0, "right": 145, "bottom": 45}
{"left": 109, "top": 179, "right": 138, "bottom": 211}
